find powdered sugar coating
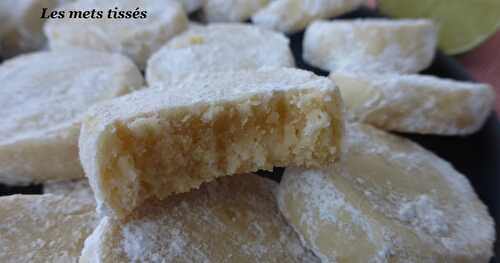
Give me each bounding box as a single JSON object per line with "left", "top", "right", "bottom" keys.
{"left": 44, "top": 0, "right": 188, "bottom": 69}
{"left": 0, "top": 194, "right": 98, "bottom": 263}
{"left": 0, "top": 0, "right": 72, "bottom": 58}
{"left": 278, "top": 123, "right": 495, "bottom": 262}
{"left": 304, "top": 19, "right": 438, "bottom": 73}
{"left": 175, "top": 0, "right": 202, "bottom": 12}
{"left": 80, "top": 174, "right": 319, "bottom": 263}
{"left": 331, "top": 71, "right": 495, "bottom": 135}
{"left": 252, "top": 0, "right": 364, "bottom": 33}
{"left": 44, "top": 179, "right": 95, "bottom": 204}
{"left": 146, "top": 23, "right": 294, "bottom": 85}
{"left": 0, "top": 49, "right": 144, "bottom": 185}
{"left": 202, "top": 0, "right": 269, "bottom": 22}
{"left": 80, "top": 67, "right": 342, "bottom": 217}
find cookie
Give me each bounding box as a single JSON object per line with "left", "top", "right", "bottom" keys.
{"left": 0, "top": 49, "right": 143, "bottom": 185}
{"left": 0, "top": 0, "right": 70, "bottom": 57}
{"left": 44, "top": 0, "right": 188, "bottom": 69}
{"left": 0, "top": 194, "right": 97, "bottom": 263}
{"left": 252, "top": 0, "right": 364, "bottom": 33}
{"left": 303, "top": 19, "right": 437, "bottom": 73}
{"left": 146, "top": 23, "right": 294, "bottom": 85}
{"left": 278, "top": 123, "right": 495, "bottom": 262}
{"left": 202, "top": 0, "right": 269, "bottom": 22}
{"left": 331, "top": 71, "right": 495, "bottom": 135}
{"left": 79, "top": 68, "right": 344, "bottom": 218}
{"left": 80, "top": 174, "right": 318, "bottom": 263}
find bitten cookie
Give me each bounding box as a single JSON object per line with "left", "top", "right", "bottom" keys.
{"left": 278, "top": 123, "right": 495, "bottom": 262}
{"left": 252, "top": 0, "right": 364, "bottom": 33}
{"left": 331, "top": 71, "right": 495, "bottom": 135}
{"left": 80, "top": 174, "right": 319, "bottom": 263}
{"left": 79, "top": 68, "right": 344, "bottom": 218}
{"left": 44, "top": 0, "right": 188, "bottom": 69}
{"left": 0, "top": 194, "right": 98, "bottom": 263}
{"left": 0, "top": 49, "right": 144, "bottom": 185}
{"left": 303, "top": 19, "right": 437, "bottom": 73}
{"left": 146, "top": 23, "right": 294, "bottom": 85}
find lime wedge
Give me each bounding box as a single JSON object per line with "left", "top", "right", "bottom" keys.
{"left": 379, "top": 0, "right": 500, "bottom": 55}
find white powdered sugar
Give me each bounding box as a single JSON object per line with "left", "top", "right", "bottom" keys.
{"left": 80, "top": 174, "right": 319, "bottom": 262}
{"left": 331, "top": 71, "right": 495, "bottom": 135}
{"left": 122, "top": 223, "right": 190, "bottom": 262}
{"left": 304, "top": 19, "right": 437, "bottom": 73}
{"left": 277, "top": 123, "right": 495, "bottom": 262}
{"left": 398, "top": 195, "right": 448, "bottom": 236}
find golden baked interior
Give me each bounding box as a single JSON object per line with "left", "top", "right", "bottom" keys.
{"left": 80, "top": 68, "right": 344, "bottom": 218}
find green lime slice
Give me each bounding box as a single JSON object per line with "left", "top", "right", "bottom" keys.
{"left": 379, "top": 0, "right": 500, "bottom": 55}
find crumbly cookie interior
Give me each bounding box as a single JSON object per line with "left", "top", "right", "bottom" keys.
{"left": 99, "top": 89, "right": 343, "bottom": 216}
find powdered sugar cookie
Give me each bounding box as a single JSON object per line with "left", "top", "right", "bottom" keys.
{"left": 252, "top": 0, "right": 364, "bottom": 33}
{"left": 146, "top": 23, "right": 294, "bottom": 85}
{"left": 303, "top": 19, "right": 438, "bottom": 73}
{"left": 0, "top": 49, "right": 144, "bottom": 185}
{"left": 202, "top": 0, "right": 269, "bottom": 22}
{"left": 80, "top": 174, "right": 319, "bottom": 263}
{"left": 0, "top": 194, "right": 97, "bottom": 263}
{"left": 0, "top": 0, "right": 72, "bottom": 58}
{"left": 331, "top": 71, "right": 495, "bottom": 135}
{"left": 44, "top": 0, "right": 188, "bottom": 69}
{"left": 278, "top": 123, "right": 495, "bottom": 262}
{"left": 80, "top": 68, "right": 343, "bottom": 218}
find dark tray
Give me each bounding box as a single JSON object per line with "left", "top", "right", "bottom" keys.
{"left": 1, "top": 6, "right": 498, "bottom": 262}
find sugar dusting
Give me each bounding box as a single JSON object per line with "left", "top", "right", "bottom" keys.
{"left": 304, "top": 19, "right": 437, "bottom": 73}
{"left": 277, "top": 124, "right": 495, "bottom": 262}
{"left": 93, "top": 174, "right": 321, "bottom": 262}
{"left": 332, "top": 71, "right": 495, "bottom": 135}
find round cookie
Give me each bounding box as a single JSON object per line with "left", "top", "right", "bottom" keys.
{"left": 0, "top": 49, "right": 144, "bottom": 185}
{"left": 0, "top": 0, "right": 71, "bottom": 58}
{"left": 303, "top": 19, "right": 438, "bottom": 73}
{"left": 80, "top": 174, "right": 319, "bottom": 263}
{"left": 80, "top": 68, "right": 343, "bottom": 218}
{"left": 0, "top": 194, "right": 97, "bottom": 263}
{"left": 278, "top": 123, "right": 495, "bottom": 262}
{"left": 202, "top": 0, "right": 269, "bottom": 22}
{"left": 252, "top": 0, "right": 365, "bottom": 33}
{"left": 146, "top": 23, "right": 294, "bottom": 85}
{"left": 330, "top": 71, "right": 495, "bottom": 135}
{"left": 44, "top": 0, "right": 188, "bottom": 69}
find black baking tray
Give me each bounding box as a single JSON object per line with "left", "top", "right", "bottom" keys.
{"left": 1, "top": 6, "right": 498, "bottom": 262}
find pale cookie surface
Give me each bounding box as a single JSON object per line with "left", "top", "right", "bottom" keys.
{"left": 0, "top": 0, "right": 71, "bottom": 58}
{"left": 175, "top": 0, "right": 202, "bottom": 12}
{"left": 44, "top": 179, "right": 94, "bottom": 202}
{"left": 202, "top": 0, "right": 269, "bottom": 22}
{"left": 146, "top": 23, "right": 294, "bottom": 85}
{"left": 80, "top": 174, "right": 318, "bottom": 263}
{"left": 80, "top": 68, "right": 343, "bottom": 218}
{"left": 0, "top": 194, "right": 98, "bottom": 263}
{"left": 303, "top": 19, "right": 438, "bottom": 73}
{"left": 0, "top": 49, "right": 144, "bottom": 185}
{"left": 44, "top": 0, "right": 188, "bottom": 69}
{"left": 252, "top": 0, "right": 364, "bottom": 33}
{"left": 278, "top": 123, "right": 495, "bottom": 262}
{"left": 331, "top": 71, "right": 495, "bottom": 135}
